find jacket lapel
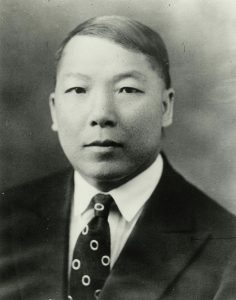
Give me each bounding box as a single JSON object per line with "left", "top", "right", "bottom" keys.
{"left": 100, "top": 159, "right": 211, "bottom": 300}
{"left": 12, "top": 170, "right": 73, "bottom": 300}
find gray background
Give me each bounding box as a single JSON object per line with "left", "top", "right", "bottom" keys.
{"left": 1, "top": 0, "right": 236, "bottom": 213}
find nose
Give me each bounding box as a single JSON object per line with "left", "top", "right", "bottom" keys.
{"left": 89, "top": 90, "right": 117, "bottom": 128}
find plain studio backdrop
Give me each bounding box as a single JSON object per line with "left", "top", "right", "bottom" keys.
{"left": 0, "top": 0, "right": 236, "bottom": 213}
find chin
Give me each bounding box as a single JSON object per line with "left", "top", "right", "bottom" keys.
{"left": 85, "top": 168, "right": 124, "bottom": 182}
{"left": 76, "top": 160, "right": 132, "bottom": 185}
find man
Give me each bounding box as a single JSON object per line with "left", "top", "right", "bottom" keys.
{"left": 1, "top": 15, "right": 236, "bottom": 300}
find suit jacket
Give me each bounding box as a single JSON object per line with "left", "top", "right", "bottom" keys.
{"left": 211, "top": 250, "right": 236, "bottom": 300}
{"left": 1, "top": 155, "right": 236, "bottom": 300}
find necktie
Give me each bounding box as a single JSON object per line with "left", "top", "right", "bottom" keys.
{"left": 69, "top": 193, "right": 113, "bottom": 300}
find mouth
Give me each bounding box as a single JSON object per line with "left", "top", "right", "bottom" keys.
{"left": 84, "top": 140, "right": 123, "bottom": 148}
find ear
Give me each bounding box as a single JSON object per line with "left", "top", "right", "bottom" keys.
{"left": 49, "top": 92, "right": 58, "bottom": 131}
{"left": 161, "top": 88, "right": 175, "bottom": 128}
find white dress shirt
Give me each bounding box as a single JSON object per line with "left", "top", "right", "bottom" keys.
{"left": 69, "top": 154, "right": 163, "bottom": 272}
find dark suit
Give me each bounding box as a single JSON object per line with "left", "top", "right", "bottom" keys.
{"left": 1, "top": 156, "right": 236, "bottom": 300}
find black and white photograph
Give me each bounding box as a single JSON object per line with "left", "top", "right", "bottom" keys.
{"left": 1, "top": 1, "right": 236, "bottom": 299}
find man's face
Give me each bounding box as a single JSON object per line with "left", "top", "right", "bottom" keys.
{"left": 50, "top": 36, "right": 174, "bottom": 190}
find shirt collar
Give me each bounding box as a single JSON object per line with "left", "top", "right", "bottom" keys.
{"left": 73, "top": 154, "right": 163, "bottom": 222}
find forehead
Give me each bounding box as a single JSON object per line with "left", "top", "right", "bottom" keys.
{"left": 56, "top": 35, "right": 161, "bottom": 81}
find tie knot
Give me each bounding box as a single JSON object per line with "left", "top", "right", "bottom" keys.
{"left": 92, "top": 193, "right": 113, "bottom": 218}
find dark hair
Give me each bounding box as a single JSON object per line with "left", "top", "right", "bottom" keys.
{"left": 56, "top": 15, "right": 171, "bottom": 88}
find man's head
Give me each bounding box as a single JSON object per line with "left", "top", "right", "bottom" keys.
{"left": 49, "top": 16, "right": 175, "bottom": 191}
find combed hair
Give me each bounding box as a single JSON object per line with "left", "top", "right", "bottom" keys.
{"left": 56, "top": 15, "right": 171, "bottom": 88}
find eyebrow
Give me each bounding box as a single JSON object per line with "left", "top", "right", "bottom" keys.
{"left": 62, "top": 72, "right": 91, "bottom": 80}
{"left": 113, "top": 71, "right": 147, "bottom": 83}
{"left": 62, "top": 70, "right": 147, "bottom": 82}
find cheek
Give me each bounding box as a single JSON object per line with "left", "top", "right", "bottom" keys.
{"left": 55, "top": 102, "right": 83, "bottom": 132}
{"left": 57, "top": 115, "right": 74, "bottom": 137}
{"left": 55, "top": 112, "right": 82, "bottom": 153}
{"left": 125, "top": 103, "right": 162, "bottom": 139}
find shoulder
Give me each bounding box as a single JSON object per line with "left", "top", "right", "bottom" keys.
{"left": 0, "top": 168, "right": 73, "bottom": 216}
{"left": 0, "top": 168, "right": 73, "bottom": 255}
{"left": 161, "top": 153, "right": 236, "bottom": 236}
{"left": 2, "top": 168, "right": 72, "bottom": 196}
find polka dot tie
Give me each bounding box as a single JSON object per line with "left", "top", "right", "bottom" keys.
{"left": 69, "top": 194, "right": 113, "bottom": 300}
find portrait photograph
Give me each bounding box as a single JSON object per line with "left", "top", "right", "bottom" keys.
{"left": 0, "top": 1, "right": 236, "bottom": 299}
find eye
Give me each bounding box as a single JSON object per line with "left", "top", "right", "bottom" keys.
{"left": 65, "top": 87, "right": 86, "bottom": 94}
{"left": 119, "top": 87, "right": 143, "bottom": 94}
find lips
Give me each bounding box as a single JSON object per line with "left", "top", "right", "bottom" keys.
{"left": 85, "top": 140, "right": 123, "bottom": 148}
